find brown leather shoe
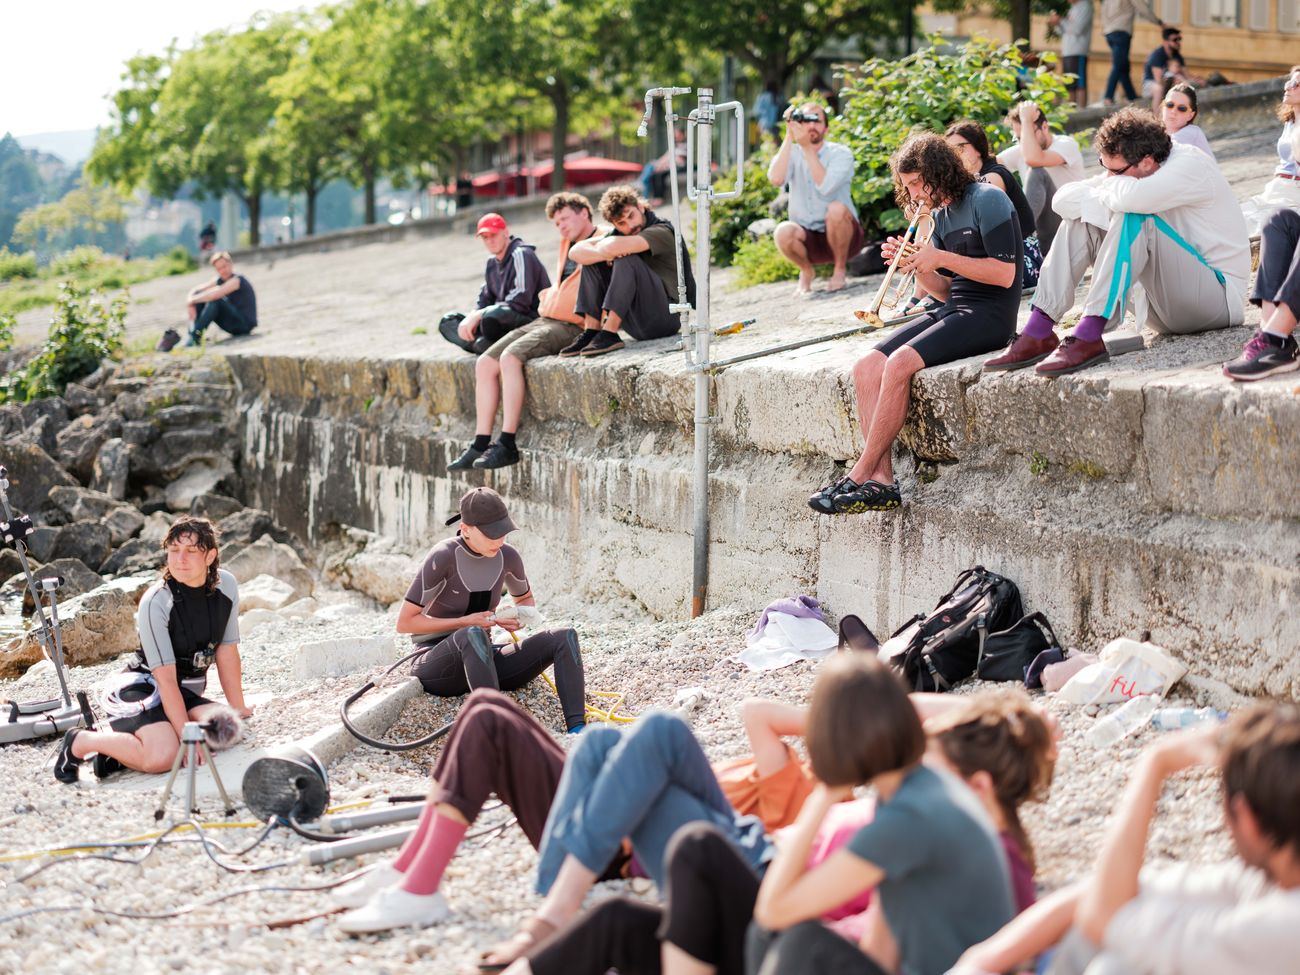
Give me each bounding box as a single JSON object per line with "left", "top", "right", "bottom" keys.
{"left": 984, "top": 331, "right": 1059, "bottom": 371}
{"left": 1035, "top": 335, "right": 1109, "bottom": 376}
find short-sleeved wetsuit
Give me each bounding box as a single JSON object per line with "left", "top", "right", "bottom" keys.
{"left": 404, "top": 534, "right": 586, "bottom": 730}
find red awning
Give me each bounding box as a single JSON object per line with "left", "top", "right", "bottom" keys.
{"left": 433, "top": 156, "right": 644, "bottom": 197}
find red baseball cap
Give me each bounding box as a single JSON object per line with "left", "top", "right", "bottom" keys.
{"left": 476, "top": 213, "right": 508, "bottom": 236}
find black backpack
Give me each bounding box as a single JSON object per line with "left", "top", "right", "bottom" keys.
{"left": 886, "top": 566, "right": 1025, "bottom": 692}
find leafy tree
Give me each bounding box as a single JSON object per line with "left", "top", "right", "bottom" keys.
{"left": 0, "top": 134, "right": 46, "bottom": 250}
{"left": 932, "top": 0, "right": 1071, "bottom": 47}
{"left": 12, "top": 184, "right": 128, "bottom": 256}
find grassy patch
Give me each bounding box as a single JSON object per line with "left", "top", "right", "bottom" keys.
{"left": 0, "top": 246, "right": 197, "bottom": 317}
{"left": 1067, "top": 459, "right": 1106, "bottom": 479}
{"left": 1028, "top": 450, "right": 1049, "bottom": 477}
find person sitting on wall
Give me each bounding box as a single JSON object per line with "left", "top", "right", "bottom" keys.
{"left": 950, "top": 704, "right": 1300, "bottom": 975}
{"left": 157, "top": 250, "right": 258, "bottom": 352}
{"left": 1223, "top": 200, "right": 1300, "bottom": 380}
{"left": 808, "top": 133, "right": 1022, "bottom": 515}
{"left": 768, "top": 102, "right": 862, "bottom": 295}
{"left": 995, "top": 100, "right": 1086, "bottom": 255}
{"left": 985, "top": 108, "right": 1249, "bottom": 377}
{"left": 439, "top": 213, "right": 550, "bottom": 355}
{"left": 448, "top": 193, "right": 605, "bottom": 471}
{"left": 560, "top": 185, "right": 693, "bottom": 358}
{"left": 1142, "top": 27, "right": 1204, "bottom": 114}
{"left": 53, "top": 516, "right": 253, "bottom": 782}
{"left": 397, "top": 487, "right": 586, "bottom": 733}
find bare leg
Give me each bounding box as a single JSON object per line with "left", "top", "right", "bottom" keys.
{"left": 1264, "top": 302, "right": 1298, "bottom": 337}
{"left": 823, "top": 203, "right": 854, "bottom": 291}
{"left": 72, "top": 721, "right": 181, "bottom": 774}
{"left": 499, "top": 352, "right": 527, "bottom": 434}
{"left": 773, "top": 221, "right": 815, "bottom": 295}
{"left": 485, "top": 856, "right": 597, "bottom": 968}
{"left": 187, "top": 303, "right": 197, "bottom": 322}
{"left": 849, "top": 347, "right": 924, "bottom": 484}
{"left": 474, "top": 355, "right": 502, "bottom": 437}
{"left": 663, "top": 942, "right": 715, "bottom": 975}
{"left": 601, "top": 310, "right": 623, "bottom": 334}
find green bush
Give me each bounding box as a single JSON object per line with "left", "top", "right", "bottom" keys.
{"left": 834, "top": 34, "right": 1074, "bottom": 238}
{"left": 709, "top": 145, "right": 780, "bottom": 268}
{"left": 158, "top": 245, "right": 199, "bottom": 276}
{"left": 0, "top": 249, "right": 38, "bottom": 282}
{"left": 731, "top": 235, "right": 801, "bottom": 287}
{"left": 0, "top": 315, "right": 14, "bottom": 352}
{"left": 48, "top": 245, "right": 109, "bottom": 277}
{"left": 1, "top": 283, "right": 127, "bottom": 402}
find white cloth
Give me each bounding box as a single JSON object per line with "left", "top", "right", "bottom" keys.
{"left": 1052, "top": 142, "right": 1250, "bottom": 313}
{"left": 1170, "top": 124, "right": 1214, "bottom": 162}
{"left": 734, "top": 612, "right": 837, "bottom": 671}
{"left": 997, "top": 133, "right": 1086, "bottom": 191}
{"left": 1277, "top": 120, "right": 1298, "bottom": 178}
{"left": 1061, "top": 1, "right": 1094, "bottom": 57}
{"left": 1100, "top": 0, "right": 1161, "bottom": 34}
{"left": 1097, "top": 860, "right": 1300, "bottom": 975}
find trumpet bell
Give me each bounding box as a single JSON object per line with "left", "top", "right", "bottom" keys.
{"left": 853, "top": 309, "right": 888, "bottom": 328}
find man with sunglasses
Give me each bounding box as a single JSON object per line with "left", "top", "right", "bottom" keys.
{"left": 986, "top": 107, "right": 1249, "bottom": 376}
{"left": 1142, "top": 27, "right": 1205, "bottom": 112}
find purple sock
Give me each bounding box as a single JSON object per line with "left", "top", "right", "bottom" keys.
{"left": 1073, "top": 315, "right": 1107, "bottom": 343}
{"left": 1023, "top": 307, "right": 1056, "bottom": 340}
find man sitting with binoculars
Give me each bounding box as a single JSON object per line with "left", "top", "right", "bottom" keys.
{"left": 768, "top": 102, "right": 862, "bottom": 295}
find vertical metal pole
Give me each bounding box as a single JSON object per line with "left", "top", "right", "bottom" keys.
{"left": 691, "top": 90, "right": 714, "bottom": 618}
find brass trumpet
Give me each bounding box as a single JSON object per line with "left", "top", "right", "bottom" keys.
{"left": 854, "top": 203, "right": 935, "bottom": 328}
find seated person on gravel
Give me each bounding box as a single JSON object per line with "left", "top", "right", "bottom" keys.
{"left": 985, "top": 107, "right": 1249, "bottom": 377}
{"left": 158, "top": 251, "right": 258, "bottom": 351}
{"left": 808, "top": 133, "right": 1021, "bottom": 516}
{"left": 560, "top": 184, "right": 693, "bottom": 358}
{"left": 449, "top": 192, "right": 605, "bottom": 472}
{"left": 439, "top": 213, "right": 550, "bottom": 355}
{"left": 995, "top": 100, "right": 1085, "bottom": 255}
{"left": 511, "top": 685, "right": 1057, "bottom": 975}
{"left": 951, "top": 703, "right": 1300, "bottom": 975}
{"left": 397, "top": 487, "right": 585, "bottom": 733}
{"left": 54, "top": 516, "right": 253, "bottom": 783}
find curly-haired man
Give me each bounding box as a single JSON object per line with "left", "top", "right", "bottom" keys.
{"left": 809, "top": 133, "right": 1022, "bottom": 514}
{"left": 986, "top": 107, "right": 1249, "bottom": 376}
{"left": 561, "top": 184, "right": 693, "bottom": 358}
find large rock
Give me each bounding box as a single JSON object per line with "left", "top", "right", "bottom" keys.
{"left": 100, "top": 537, "right": 161, "bottom": 577}
{"left": 238, "top": 573, "right": 297, "bottom": 612}
{"left": 24, "top": 525, "right": 59, "bottom": 563}
{"left": 37, "top": 557, "right": 105, "bottom": 599}
{"left": 164, "top": 460, "right": 235, "bottom": 512}
{"left": 0, "top": 548, "right": 24, "bottom": 585}
{"left": 20, "top": 397, "right": 69, "bottom": 432}
{"left": 339, "top": 547, "right": 422, "bottom": 605}
{"left": 216, "top": 508, "right": 292, "bottom": 548}
{"left": 49, "top": 485, "right": 124, "bottom": 522}
{"left": 12, "top": 414, "right": 59, "bottom": 457}
{"left": 55, "top": 412, "right": 122, "bottom": 482}
{"left": 0, "top": 579, "right": 141, "bottom": 675}
{"left": 103, "top": 505, "right": 146, "bottom": 546}
{"left": 224, "top": 537, "right": 313, "bottom": 599}
{"left": 292, "top": 634, "right": 396, "bottom": 680}
{"left": 120, "top": 420, "right": 158, "bottom": 447}
{"left": 138, "top": 511, "right": 172, "bottom": 544}
{"left": 63, "top": 382, "right": 99, "bottom": 415}
{"left": 51, "top": 521, "right": 112, "bottom": 572}
{"left": 190, "top": 493, "right": 244, "bottom": 522}
{"left": 0, "top": 442, "right": 77, "bottom": 515}
{"left": 92, "top": 438, "right": 130, "bottom": 500}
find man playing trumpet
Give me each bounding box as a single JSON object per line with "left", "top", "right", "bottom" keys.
{"left": 810, "top": 133, "right": 1022, "bottom": 513}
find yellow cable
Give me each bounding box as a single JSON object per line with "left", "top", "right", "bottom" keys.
{"left": 540, "top": 672, "right": 635, "bottom": 724}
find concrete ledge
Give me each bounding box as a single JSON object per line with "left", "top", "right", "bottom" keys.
{"left": 301, "top": 676, "right": 423, "bottom": 767}
{"left": 1065, "top": 75, "right": 1286, "bottom": 134}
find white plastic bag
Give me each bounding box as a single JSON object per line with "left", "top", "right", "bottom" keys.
{"left": 1056, "top": 638, "right": 1187, "bottom": 706}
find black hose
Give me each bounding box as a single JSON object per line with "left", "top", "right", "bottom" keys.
{"left": 285, "top": 811, "right": 343, "bottom": 843}
{"left": 339, "top": 648, "right": 455, "bottom": 751}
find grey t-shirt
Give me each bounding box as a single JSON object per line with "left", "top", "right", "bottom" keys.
{"left": 785, "top": 140, "right": 857, "bottom": 232}
{"left": 137, "top": 569, "right": 241, "bottom": 691}
{"left": 846, "top": 765, "right": 1015, "bottom": 975}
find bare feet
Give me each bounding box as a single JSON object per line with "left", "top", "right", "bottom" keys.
{"left": 826, "top": 270, "right": 847, "bottom": 292}
{"left": 793, "top": 269, "right": 815, "bottom": 296}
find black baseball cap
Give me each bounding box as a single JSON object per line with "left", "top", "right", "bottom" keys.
{"left": 445, "top": 487, "right": 518, "bottom": 539}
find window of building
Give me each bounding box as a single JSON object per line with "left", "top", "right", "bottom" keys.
{"left": 1281, "top": 0, "right": 1300, "bottom": 32}
{"left": 1159, "top": 0, "right": 1183, "bottom": 21}
{"left": 1190, "top": 0, "right": 1240, "bottom": 27}
{"left": 1246, "top": 0, "right": 1269, "bottom": 29}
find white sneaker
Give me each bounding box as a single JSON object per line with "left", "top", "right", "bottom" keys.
{"left": 331, "top": 863, "right": 403, "bottom": 910}
{"left": 337, "top": 887, "right": 449, "bottom": 934}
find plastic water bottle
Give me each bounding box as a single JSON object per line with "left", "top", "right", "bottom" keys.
{"left": 1151, "top": 706, "right": 1228, "bottom": 731}
{"left": 1087, "top": 695, "right": 1160, "bottom": 747}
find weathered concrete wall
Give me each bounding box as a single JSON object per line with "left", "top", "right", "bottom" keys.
{"left": 227, "top": 325, "right": 1300, "bottom": 701}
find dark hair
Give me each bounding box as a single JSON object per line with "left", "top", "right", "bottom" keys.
{"left": 1095, "top": 107, "right": 1172, "bottom": 167}
{"left": 1280, "top": 66, "right": 1300, "bottom": 125}
{"left": 1162, "top": 25, "right": 1182, "bottom": 41}
{"left": 805, "top": 654, "right": 925, "bottom": 787}
{"left": 1221, "top": 703, "right": 1300, "bottom": 856}
{"left": 891, "top": 132, "right": 977, "bottom": 211}
{"left": 1166, "top": 83, "right": 1199, "bottom": 121}
{"left": 944, "top": 120, "right": 993, "bottom": 165}
{"left": 545, "top": 192, "right": 593, "bottom": 220}
{"left": 598, "top": 184, "right": 647, "bottom": 223}
{"left": 928, "top": 692, "right": 1057, "bottom": 872}
{"left": 1007, "top": 100, "right": 1047, "bottom": 128}
{"left": 161, "top": 516, "right": 222, "bottom": 591}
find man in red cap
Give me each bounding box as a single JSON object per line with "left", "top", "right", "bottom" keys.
{"left": 438, "top": 213, "right": 550, "bottom": 355}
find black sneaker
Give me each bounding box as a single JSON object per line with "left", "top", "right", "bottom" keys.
{"left": 473, "top": 440, "right": 521, "bottom": 469}
{"left": 1223, "top": 330, "right": 1300, "bottom": 382}
{"left": 832, "top": 479, "right": 902, "bottom": 513}
{"left": 448, "top": 445, "right": 484, "bottom": 470}
{"left": 580, "top": 331, "right": 625, "bottom": 357}
{"left": 53, "top": 729, "right": 84, "bottom": 784}
{"left": 93, "top": 752, "right": 125, "bottom": 779}
{"left": 471, "top": 335, "right": 492, "bottom": 355}
{"left": 156, "top": 328, "right": 181, "bottom": 352}
{"left": 808, "top": 475, "right": 856, "bottom": 514}
{"left": 559, "top": 329, "right": 600, "bottom": 357}
{"left": 438, "top": 314, "right": 478, "bottom": 353}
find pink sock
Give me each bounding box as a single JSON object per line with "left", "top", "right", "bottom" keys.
{"left": 1073, "top": 315, "right": 1107, "bottom": 343}
{"left": 399, "top": 813, "right": 469, "bottom": 896}
{"left": 1023, "top": 307, "right": 1056, "bottom": 340}
{"left": 391, "top": 803, "right": 438, "bottom": 874}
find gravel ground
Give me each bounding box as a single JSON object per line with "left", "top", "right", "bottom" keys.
{"left": 0, "top": 581, "right": 1237, "bottom": 975}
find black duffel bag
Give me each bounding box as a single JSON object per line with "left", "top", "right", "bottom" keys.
{"left": 975, "top": 611, "right": 1060, "bottom": 683}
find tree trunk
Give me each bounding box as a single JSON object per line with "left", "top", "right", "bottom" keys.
{"left": 306, "top": 184, "right": 318, "bottom": 237}
{"left": 363, "top": 163, "right": 376, "bottom": 225}
{"left": 247, "top": 192, "right": 262, "bottom": 247}
{"left": 550, "top": 77, "right": 569, "bottom": 193}
{"left": 1010, "top": 0, "right": 1032, "bottom": 46}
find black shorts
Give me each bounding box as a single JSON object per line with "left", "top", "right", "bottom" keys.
{"left": 872, "top": 302, "right": 1016, "bottom": 367}
{"left": 107, "top": 687, "right": 216, "bottom": 734}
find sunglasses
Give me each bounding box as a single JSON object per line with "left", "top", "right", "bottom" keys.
{"left": 1103, "top": 160, "right": 1135, "bottom": 176}
{"left": 1163, "top": 100, "right": 1192, "bottom": 113}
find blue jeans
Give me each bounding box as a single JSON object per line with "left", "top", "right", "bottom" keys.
{"left": 535, "top": 711, "right": 771, "bottom": 894}
{"left": 192, "top": 298, "right": 254, "bottom": 337}
{"left": 1103, "top": 31, "right": 1136, "bottom": 101}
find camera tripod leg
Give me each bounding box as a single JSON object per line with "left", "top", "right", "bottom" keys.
{"left": 198, "top": 741, "right": 237, "bottom": 817}
{"left": 154, "top": 744, "right": 189, "bottom": 822}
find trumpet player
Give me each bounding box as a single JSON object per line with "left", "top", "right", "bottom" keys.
{"left": 809, "top": 133, "right": 1021, "bottom": 514}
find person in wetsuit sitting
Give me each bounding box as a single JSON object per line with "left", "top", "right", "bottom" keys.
{"left": 398, "top": 487, "right": 586, "bottom": 733}
{"left": 54, "top": 516, "right": 253, "bottom": 782}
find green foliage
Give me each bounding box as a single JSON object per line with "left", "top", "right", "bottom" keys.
{"left": 731, "top": 235, "right": 801, "bottom": 287}
{"left": 1029, "top": 450, "right": 1049, "bottom": 476}
{"left": 12, "top": 185, "right": 128, "bottom": 256}
{"left": 709, "top": 147, "right": 780, "bottom": 268}
{"left": 833, "top": 34, "right": 1075, "bottom": 238}
{"left": 48, "top": 245, "right": 108, "bottom": 277}
{"left": 2, "top": 284, "right": 127, "bottom": 402}
{"left": 0, "top": 248, "right": 37, "bottom": 281}
{"left": 0, "top": 314, "right": 15, "bottom": 352}
{"left": 0, "top": 247, "right": 196, "bottom": 317}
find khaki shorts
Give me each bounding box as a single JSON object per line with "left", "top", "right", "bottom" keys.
{"left": 481, "top": 318, "right": 583, "bottom": 362}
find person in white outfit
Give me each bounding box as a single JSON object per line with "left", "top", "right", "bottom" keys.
{"left": 1161, "top": 83, "right": 1214, "bottom": 161}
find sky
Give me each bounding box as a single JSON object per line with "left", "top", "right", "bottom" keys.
{"left": 6, "top": 1, "right": 309, "bottom": 140}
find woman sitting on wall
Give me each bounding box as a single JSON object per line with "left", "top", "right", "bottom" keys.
{"left": 1160, "top": 84, "right": 1215, "bottom": 161}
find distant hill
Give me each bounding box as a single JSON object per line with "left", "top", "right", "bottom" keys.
{"left": 14, "top": 129, "right": 98, "bottom": 166}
